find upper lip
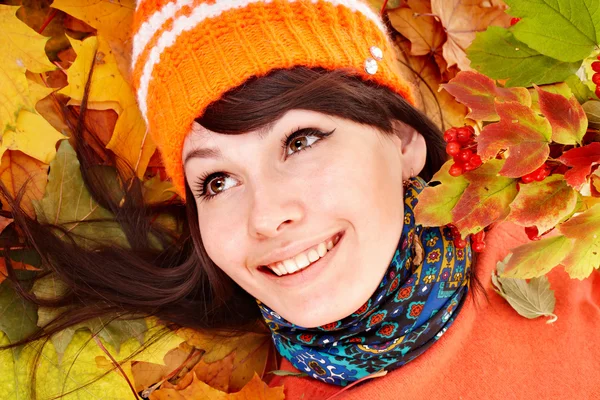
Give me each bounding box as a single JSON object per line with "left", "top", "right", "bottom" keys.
{"left": 253, "top": 230, "right": 343, "bottom": 268}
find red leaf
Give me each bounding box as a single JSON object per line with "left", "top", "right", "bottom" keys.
{"left": 557, "top": 142, "right": 600, "bottom": 189}
{"left": 441, "top": 71, "right": 531, "bottom": 121}
{"left": 535, "top": 85, "right": 587, "bottom": 145}
{"left": 478, "top": 101, "right": 551, "bottom": 178}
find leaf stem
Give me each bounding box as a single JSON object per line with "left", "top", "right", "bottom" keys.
{"left": 37, "top": 8, "right": 58, "bottom": 35}
{"left": 93, "top": 335, "right": 140, "bottom": 399}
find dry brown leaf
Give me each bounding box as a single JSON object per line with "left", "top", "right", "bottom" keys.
{"left": 0, "top": 150, "right": 49, "bottom": 218}
{"left": 150, "top": 372, "right": 284, "bottom": 400}
{"left": 177, "top": 328, "right": 274, "bottom": 392}
{"left": 393, "top": 37, "right": 467, "bottom": 130}
{"left": 431, "top": 0, "right": 511, "bottom": 71}
{"left": 165, "top": 350, "right": 236, "bottom": 393}
{"left": 132, "top": 342, "right": 196, "bottom": 392}
{"left": 0, "top": 257, "right": 39, "bottom": 283}
{"left": 388, "top": 0, "right": 445, "bottom": 57}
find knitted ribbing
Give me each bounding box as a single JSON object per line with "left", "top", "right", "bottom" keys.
{"left": 132, "top": 0, "right": 416, "bottom": 200}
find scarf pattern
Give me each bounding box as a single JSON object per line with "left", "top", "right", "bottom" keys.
{"left": 257, "top": 176, "right": 472, "bottom": 386}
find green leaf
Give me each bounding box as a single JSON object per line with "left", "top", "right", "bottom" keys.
{"left": 32, "top": 141, "right": 130, "bottom": 249}
{"left": 467, "top": 26, "right": 581, "bottom": 87}
{"left": 507, "top": 175, "right": 579, "bottom": 233}
{"left": 582, "top": 100, "right": 600, "bottom": 129}
{"left": 500, "top": 235, "right": 573, "bottom": 279}
{"left": 0, "top": 271, "right": 38, "bottom": 359}
{"left": 414, "top": 161, "right": 469, "bottom": 227}
{"left": 33, "top": 273, "right": 147, "bottom": 362}
{"left": 565, "top": 74, "right": 594, "bottom": 104}
{"left": 266, "top": 369, "right": 309, "bottom": 377}
{"left": 452, "top": 159, "right": 519, "bottom": 236}
{"left": 557, "top": 203, "right": 600, "bottom": 279}
{"left": 492, "top": 254, "right": 558, "bottom": 323}
{"left": 505, "top": 0, "right": 600, "bottom": 62}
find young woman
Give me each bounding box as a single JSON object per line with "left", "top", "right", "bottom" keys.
{"left": 3, "top": 0, "right": 598, "bottom": 398}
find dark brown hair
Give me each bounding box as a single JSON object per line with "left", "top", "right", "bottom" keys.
{"left": 0, "top": 65, "right": 487, "bottom": 395}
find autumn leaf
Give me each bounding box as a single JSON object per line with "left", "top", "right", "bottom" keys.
{"left": 0, "top": 4, "right": 56, "bottom": 133}
{"left": 59, "top": 35, "right": 155, "bottom": 180}
{"left": 557, "top": 142, "right": 600, "bottom": 190}
{"left": 163, "top": 351, "right": 237, "bottom": 393}
{"left": 51, "top": 0, "right": 136, "bottom": 81}
{"left": 452, "top": 159, "right": 519, "bottom": 236}
{"left": 0, "top": 258, "right": 38, "bottom": 284}
{"left": 431, "top": 0, "right": 512, "bottom": 71}
{"left": 414, "top": 161, "right": 469, "bottom": 227}
{"left": 32, "top": 141, "right": 130, "bottom": 249}
{"left": 441, "top": 70, "right": 531, "bottom": 121}
{"left": 507, "top": 175, "right": 579, "bottom": 234}
{"left": 0, "top": 150, "right": 50, "bottom": 218}
{"left": 150, "top": 372, "right": 284, "bottom": 400}
{"left": 393, "top": 37, "right": 467, "bottom": 130}
{"left": 500, "top": 235, "right": 573, "bottom": 279}
{"left": 492, "top": 254, "right": 558, "bottom": 323}
{"left": 0, "top": 271, "right": 38, "bottom": 359}
{"left": 478, "top": 101, "right": 551, "bottom": 177}
{"left": 177, "top": 328, "right": 274, "bottom": 392}
{"left": 388, "top": 0, "right": 445, "bottom": 57}
{"left": 504, "top": 0, "right": 600, "bottom": 63}
{"left": 535, "top": 85, "right": 587, "bottom": 145}
{"left": 556, "top": 203, "right": 600, "bottom": 279}
{"left": 467, "top": 27, "right": 580, "bottom": 88}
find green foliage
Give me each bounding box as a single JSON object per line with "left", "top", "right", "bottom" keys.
{"left": 467, "top": 26, "right": 580, "bottom": 87}
{"left": 505, "top": 0, "right": 600, "bottom": 62}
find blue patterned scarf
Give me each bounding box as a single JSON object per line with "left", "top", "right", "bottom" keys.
{"left": 257, "top": 176, "right": 472, "bottom": 386}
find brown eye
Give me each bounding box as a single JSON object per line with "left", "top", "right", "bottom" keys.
{"left": 208, "top": 177, "right": 226, "bottom": 194}
{"left": 289, "top": 136, "right": 309, "bottom": 153}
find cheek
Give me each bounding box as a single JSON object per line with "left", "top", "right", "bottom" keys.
{"left": 197, "top": 213, "right": 244, "bottom": 276}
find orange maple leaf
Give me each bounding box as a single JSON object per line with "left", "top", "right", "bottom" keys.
{"left": 150, "top": 372, "right": 285, "bottom": 400}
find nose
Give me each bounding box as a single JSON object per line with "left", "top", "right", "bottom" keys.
{"left": 247, "top": 175, "right": 304, "bottom": 239}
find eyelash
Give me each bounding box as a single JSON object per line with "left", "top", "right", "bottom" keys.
{"left": 193, "top": 127, "right": 335, "bottom": 202}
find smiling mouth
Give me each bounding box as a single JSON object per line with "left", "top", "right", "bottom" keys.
{"left": 259, "top": 231, "right": 343, "bottom": 277}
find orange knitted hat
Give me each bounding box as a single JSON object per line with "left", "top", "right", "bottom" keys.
{"left": 131, "top": 0, "right": 416, "bottom": 201}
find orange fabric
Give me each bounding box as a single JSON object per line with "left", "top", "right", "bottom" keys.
{"left": 132, "top": 0, "right": 416, "bottom": 201}
{"left": 268, "top": 221, "right": 600, "bottom": 399}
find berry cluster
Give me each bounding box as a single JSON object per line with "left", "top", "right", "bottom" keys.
{"left": 519, "top": 162, "right": 551, "bottom": 183}
{"left": 592, "top": 57, "right": 600, "bottom": 98}
{"left": 443, "top": 126, "right": 483, "bottom": 177}
{"left": 447, "top": 224, "right": 486, "bottom": 253}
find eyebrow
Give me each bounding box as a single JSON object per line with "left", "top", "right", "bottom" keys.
{"left": 183, "top": 120, "right": 276, "bottom": 167}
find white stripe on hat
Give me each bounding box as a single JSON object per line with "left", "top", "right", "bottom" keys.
{"left": 136, "top": 0, "right": 388, "bottom": 123}
{"left": 132, "top": 0, "right": 194, "bottom": 71}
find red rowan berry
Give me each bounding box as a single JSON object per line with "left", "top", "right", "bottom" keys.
{"left": 525, "top": 226, "right": 540, "bottom": 241}
{"left": 454, "top": 238, "right": 467, "bottom": 248}
{"left": 446, "top": 142, "right": 461, "bottom": 156}
{"left": 521, "top": 174, "right": 535, "bottom": 184}
{"left": 593, "top": 61, "right": 600, "bottom": 73}
{"left": 510, "top": 17, "right": 521, "bottom": 26}
{"left": 473, "top": 241, "right": 486, "bottom": 252}
{"left": 449, "top": 163, "right": 464, "bottom": 176}
{"left": 592, "top": 73, "right": 600, "bottom": 86}
{"left": 458, "top": 149, "right": 473, "bottom": 163}
{"left": 456, "top": 127, "right": 473, "bottom": 144}
{"left": 469, "top": 154, "right": 482, "bottom": 168}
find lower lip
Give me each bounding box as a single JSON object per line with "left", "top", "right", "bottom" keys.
{"left": 259, "top": 231, "right": 345, "bottom": 287}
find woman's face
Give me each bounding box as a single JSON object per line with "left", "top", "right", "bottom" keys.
{"left": 183, "top": 109, "right": 426, "bottom": 328}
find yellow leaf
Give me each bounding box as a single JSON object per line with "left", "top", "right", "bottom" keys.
{"left": 150, "top": 372, "right": 284, "bottom": 400}
{"left": 0, "top": 149, "right": 49, "bottom": 218}
{"left": 1, "top": 110, "right": 67, "bottom": 164}
{"left": 51, "top": 0, "right": 135, "bottom": 81}
{"left": 59, "top": 35, "right": 156, "bottom": 179}
{"left": 0, "top": 4, "right": 56, "bottom": 132}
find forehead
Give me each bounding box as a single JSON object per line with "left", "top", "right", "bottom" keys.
{"left": 181, "top": 109, "right": 338, "bottom": 156}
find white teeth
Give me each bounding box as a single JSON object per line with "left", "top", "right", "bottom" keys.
{"left": 266, "top": 233, "right": 342, "bottom": 276}
{"left": 307, "top": 249, "right": 319, "bottom": 263}
{"left": 283, "top": 259, "right": 298, "bottom": 274}
{"left": 295, "top": 252, "right": 311, "bottom": 269}
{"left": 317, "top": 242, "right": 327, "bottom": 257}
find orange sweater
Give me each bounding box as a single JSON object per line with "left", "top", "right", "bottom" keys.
{"left": 267, "top": 221, "right": 600, "bottom": 399}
